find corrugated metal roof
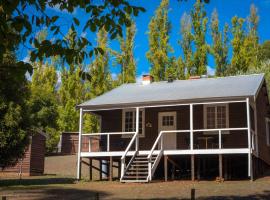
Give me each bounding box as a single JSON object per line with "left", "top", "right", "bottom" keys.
{"left": 78, "top": 74, "right": 265, "bottom": 110}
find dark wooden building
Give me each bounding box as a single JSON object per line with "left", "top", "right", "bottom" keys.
{"left": 76, "top": 74, "right": 270, "bottom": 182}
{"left": 0, "top": 132, "right": 46, "bottom": 176}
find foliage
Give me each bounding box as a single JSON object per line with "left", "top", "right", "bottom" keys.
{"left": 146, "top": 0, "right": 172, "bottom": 81}
{"left": 243, "top": 4, "right": 260, "bottom": 70}
{"left": 164, "top": 57, "right": 184, "bottom": 80}
{"left": 259, "top": 40, "right": 270, "bottom": 62}
{"left": 191, "top": 0, "right": 208, "bottom": 75}
{"left": 179, "top": 13, "right": 194, "bottom": 77}
{"left": 28, "top": 61, "right": 59, "bottom": 153}
{"left": 229, "top": 16, "right": 246, "bottom": 74}
{"left": 84, "top": 28, "right": 113, "bottom": 133}
{"left": 246, "top": 60, "right": 270, "bottom": 99}
{"left": 56, "top": 29, "right": 85, "bottom": 133}
{"left": 87, "top": 29, "right": 112, "bottom": 98}
{"left": 57, "top": 67, "right": 85, "bottom": 132}
{"left": 0, "top": 0, "right": 145, "bottom": 65}
{"left": 112, "top": 17, "right": 137, "bottom": 84}
{"left": 210, "top": 9, "right": 229, "bottom": 76}
{"left": 0, "top": 51, "right": 30, "bottom": 168}
{"left": 0, "top": 0, "right": 144, "bottom": 165}
{"left": 229, "top": 4, "right": 260, "bottom": 75}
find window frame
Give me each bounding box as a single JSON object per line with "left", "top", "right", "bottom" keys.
{"left": 265, "top": 118, "right": 270, "bottom": 146}
{"left": 203, "top": 104, "right": 229, "bottom": 131}
{"left": 122, "top": 108, "right": 145, "bottom": 138}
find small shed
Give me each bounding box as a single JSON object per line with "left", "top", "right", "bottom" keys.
{"left": 0, "top": 132, "right": 46, "bottom": 176}
{"left": 60, "top": 132, "right": 100, "bottom": 155}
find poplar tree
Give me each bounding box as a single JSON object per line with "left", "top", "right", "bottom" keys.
{"left": 113, "top": 17, "right": 137, "bottom": 84}
{"left": 243, "top": 4, "right": 259, "bottom": 69}
{"left": 146, "top": 0, "right": 172, "bottom": 81}
{"left": 166, "top": 57, "right": 185, "bottom": 80}
{"left": 84, "top": 28, "right": 112, "bottom": 132}
{"left": 191, "top": 0, "right": 208, "bottom": 75}
{"left": 180, "top": 13, "right": 193, "bottom": 77}
{"left": 259, "top": 41, "right": 270, "bottom": 62}
{"left": 210, "top": 9, "right": 229, "bottom": 76}
{"left": 230, "top": 16, "right": 246, "bottom": 74}
{"left": 57, "top": 29, "right": 85, "bottom": 132}
{"left": 28, "top": 61, "right": 59, "bottom": 152}
{"left": 88, "top": 28, "right": 112, "bottom": 98}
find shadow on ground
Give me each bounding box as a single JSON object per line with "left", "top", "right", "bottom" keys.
{"left": 141, "top": 190, "right": 270, "bottom": 200}
{"left": 1, "top": 187, "right": 109, "bottom": 200}
{"left": 0, "top": 177, "right": 75, "bottom": 187}
{"left": 195, "top": 190, "right": 270, "bottom": 200}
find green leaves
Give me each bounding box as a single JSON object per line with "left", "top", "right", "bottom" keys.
{"left": 210, "top": 10, "right": 228, "bottom": 76}
{"left": 51, "top": 16, "right": 59, "bottom": 23}
{"left": 0, "top": 0, "right": 145, "bottom": 65}
{"left": 146, "top": 0, "right": 171, "bottom": 81}
{"left": 0, "top": 50, "right": 30, "bottom": 168}
{"left": 73, "top": 17, "right": 80, "bottom": 26}
{"left": 191, "top": 0, "right": 208, "bottom": 75}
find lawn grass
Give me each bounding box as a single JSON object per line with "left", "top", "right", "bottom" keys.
{"left": 1, "top": 177, "right": 270, "bottom": 199}
{"left": 1, "top": 155, "right": 270, "bottom": 199}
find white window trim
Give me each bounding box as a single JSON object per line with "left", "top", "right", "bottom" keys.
{"left": 158, "top": 111, "right": 177, "bottom": 131}
{"left": 265, "top": 118, "right": 270, "bottom": 146}
{"left": 203, "top": 104, "right": 229, "bottom": 134}
{"left": 122, "top": 108, "right": 145, "bottom": 138}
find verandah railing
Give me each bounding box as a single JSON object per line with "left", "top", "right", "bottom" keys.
{"left": 80, "top": 108, "right": 141, "bottom": 181}
{"left": 147, "top": 127, "right": 254, "bottom": 181}
{"left": 82, "top": 132, "right": 136, "bottom": 152}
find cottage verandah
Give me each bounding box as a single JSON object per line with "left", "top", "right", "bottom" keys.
{"left": 75, "top": 74, "right": 270, "bottom": 182}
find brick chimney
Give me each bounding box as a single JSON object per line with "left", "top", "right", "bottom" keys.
{"left": 189, "top": 76, "right": 201, "bottom": 80}
{"left": 142, "top": 75, "right": 153, "bottom": 85}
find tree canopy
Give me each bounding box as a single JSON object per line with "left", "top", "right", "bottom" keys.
{"left": 146, "top": 0, "right": 172, "bottom": 81}
{"left": 0, "top": 51, "right": 30, "bottom": 168}
{"left": 0, "top": 0, "right": 145, "bottom": 66}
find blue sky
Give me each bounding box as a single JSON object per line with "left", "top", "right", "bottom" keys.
{"left": 21, "top": 0, "right": 270, "bottom": 79}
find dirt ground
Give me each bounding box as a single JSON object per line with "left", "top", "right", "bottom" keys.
{"left": 1, "top": 155, "right": 270, "bottom": 200}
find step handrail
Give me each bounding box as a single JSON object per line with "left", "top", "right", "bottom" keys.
{"left": 120, "top": 131, "right": 139, "bottom": 180}
{"left": 147, "top": 129, "right": 190, "bottom": 181}
{"left": 148, "top": 129, "right": 191, "bottom": 160}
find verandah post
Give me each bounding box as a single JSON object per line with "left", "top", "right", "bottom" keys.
{"left": 246, "top": 97, "right": 253, "bottom": 180}
{"left": 77, "top": 108, "right": 83, "bottom": 180}
{"left": 219, "top": 154, "right": 223, "bottom": 179}
{"left": 164, "top": 155, "right": 168, "bottom": 181}
{"left": 190, "top": 104, "right": 193, "bottom": 150}
{"left": 190, "top": 104, "right": 195, "bottom": 181}
{"left": 135, "top": 107, "right": 139, "bottom": 151}
{"left": 109, "top": 156, "right": 113, "bottom": 181}
{"left": 191, "top": 155, "right": 195, "bottom": 181}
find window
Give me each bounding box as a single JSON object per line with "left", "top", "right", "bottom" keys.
{"left": 162, "top": 115, "right": 174, "bottom": 126}
{"left": 265, "top": 118, "right": 270, "bottom": 146}
{"left": 204, "top": 104, "right": 229, "bottom": 129}
{"left": 122, "top": 109, "right": 145, "bottom": 137}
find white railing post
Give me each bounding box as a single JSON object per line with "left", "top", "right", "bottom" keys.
{"left": 121, "top": 158, "right": 125, "bottom": 179}
{"left": 161, "top": 133, "right": 164, "bottom": 150}
{"left": 76, "top": 108, "right": 83, "bottom": 180}
{"left": 190, "top": 104, "right": 194, "bottom": 150}
{"left": 252, "top": 131, "right": 255, "bottom": 151}
{"left": 135, "top": 107, "right": 139, "bottom": 151}
{"left": 88, "top": 136, "right": 91, "bottom": 152}
{"left": 219, "top": 130, "right": 222, "bottom": 149}
{"left": 246, "top": 98, "right": 252, "bottom": 178}
{"left": 107, "top": 134, "right": 110, "bottom": 152}
{"left": 148, "top": 161, "right": 152, "bottom": 181}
